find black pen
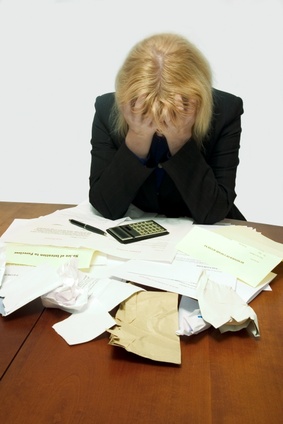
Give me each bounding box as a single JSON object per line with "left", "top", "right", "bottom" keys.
{"left": 69, "top": 219, "right": 106, "bottom": 236}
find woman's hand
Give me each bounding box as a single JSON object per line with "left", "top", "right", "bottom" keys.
{"left": 162, "top": 95, "right": 197, "bottom": 156}
{"left": 122, "top": 94, "right": 197, "bottom": 158}
{"left": 122, "top": 97, "right": 155, "bottom": 159}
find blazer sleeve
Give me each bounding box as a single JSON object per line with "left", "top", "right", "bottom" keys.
{"left": 89, "top": 93, "right": 155, "bottom": 219}
{"left": 161, "top": 90, "right": 244, "bottom": 224}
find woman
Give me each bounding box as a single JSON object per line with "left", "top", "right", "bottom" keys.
{"left": 89, "top": 33, "right": 245, "bottom": 224}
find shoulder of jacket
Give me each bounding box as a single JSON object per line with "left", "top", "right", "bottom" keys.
{"left": 95, "top": 92, "right": 115, "bottom": 109}
{"left": 212, "top": 88, "right": 243, "bottom": 112}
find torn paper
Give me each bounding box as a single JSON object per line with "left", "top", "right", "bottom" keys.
{"left": 51, "top": 279, "right": 145, "bottom": 345}
{"left": 52, "top": 297, "right": 116, "bottom": 345}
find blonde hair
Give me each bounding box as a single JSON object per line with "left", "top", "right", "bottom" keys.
{"left": 113, "top": 33, "right": 213, "bottom": 146}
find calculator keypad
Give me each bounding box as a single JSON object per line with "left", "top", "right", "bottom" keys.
{"left": 130, "top": 221, "right": 166, "bottom": 235}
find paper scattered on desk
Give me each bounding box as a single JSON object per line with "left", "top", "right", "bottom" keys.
{"left": 41, "top": 258, "right": 94, "bottom": 312}
{"left": 177, "top": 226, "right": 281, "bottom": 287}
{"left": 177, "top": 296, "right": 211, "bottom": 336}
{"left": 196, "top": 272, "right": 260, "bottom": 337}
{"left": 1, "top": 208, "right": 182, "bottom": 262}
{"left": 0, "top": 240, "right": 5, "bottom": 288}
{"left": 1, "top": 202, "right": 279, "bottom": 352}
{"left": 111, "top": 255, "right": 237, "bottom": 299}
{"left": 236, "top": 272, "right": 276, "bottom": 304}
{"left": 108, "top": 291, "right": 181, "bottom": 364}
{"left": 5, "top": 243, "right": 94, "bottom": 269}
{"left": 214, "top": 225, "right": 283, "bottom": 258}
{"left": 53, "top": 297, "right": 116, "bottom": 345}
{"left": 52, "top": 280, "right": 144, "bottom": 345}
{"left": 0, "top": 264, "right": 60, "bottom": 316}
{"left": 111, "top": 258, "right": 203, "bottom": 297}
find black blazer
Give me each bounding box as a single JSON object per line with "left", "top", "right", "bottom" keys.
{"left": 89, "top": 89, "right": 245, "bottom": 223}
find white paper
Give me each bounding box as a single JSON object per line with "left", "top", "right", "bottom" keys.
{"left": 52, "top": 279, "right": 144, "bottom": 345}
{"left": 235, "top": 272, "right": 276, "bottom": 303}
{"left": 0, "top": 202, "right": 196, "bottom": 262}
{"left": 41, "top": 258, "right": 95, "bottom": 312}
{"left": 0, "top": 264, "right": 60, "bottom": 316}
{"left": 111, "top": 254, "right": 236, "bottom": 299}
{"left": 196, "top": 272, "right": 260, "bottom": 337}
{"left": 1, "top": 210, "right": 192, "bottom": 262}
{"left": 53, "top": 297, "right": 116, "bottom": 345}
{"left": 176, "top": 296, "right": 211, "bottom": 336}
{"left": 0, "top": 240, "right": 5, "bottom": 288}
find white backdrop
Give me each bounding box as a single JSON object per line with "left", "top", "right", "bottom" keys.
{"left": 0, "top": 0, "right": 282, "bottom": 225}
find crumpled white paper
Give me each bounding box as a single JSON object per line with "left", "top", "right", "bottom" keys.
{"left": 176, "top": 296, "right": 211, "bottom": 336}
{"left": 41, "top": 258, "right": 93, "bottom": 313}
{"left": 197, "top": 272, "right": 260, "bottom": 337}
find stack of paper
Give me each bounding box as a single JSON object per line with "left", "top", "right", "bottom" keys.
{"left": 176, "top": 226, "right": 282, "bottom": 288}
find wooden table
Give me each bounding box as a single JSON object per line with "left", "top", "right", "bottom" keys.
{"left": 0, "top": 202, "right": 282, "bottom": 424}
{"left": 0, "top": 203, "right": 73, "bottom": 380}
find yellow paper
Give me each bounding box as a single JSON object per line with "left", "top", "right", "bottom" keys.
{"left": 5, "top": 243, "right": 94, "bottom": 269}
{"left": 214, "top": 225, "right": 283, "bottom": 258}
{"left": 177, "top": 226, "right": 281, "bottom": 287}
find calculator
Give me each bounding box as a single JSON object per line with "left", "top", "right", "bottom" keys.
{"left": 106, "top": 220, "right": 169, "bottom": 244}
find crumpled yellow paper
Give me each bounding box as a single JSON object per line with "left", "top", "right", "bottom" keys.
{"left": 108, "top": 290, "right": 181, "bottom": 364}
